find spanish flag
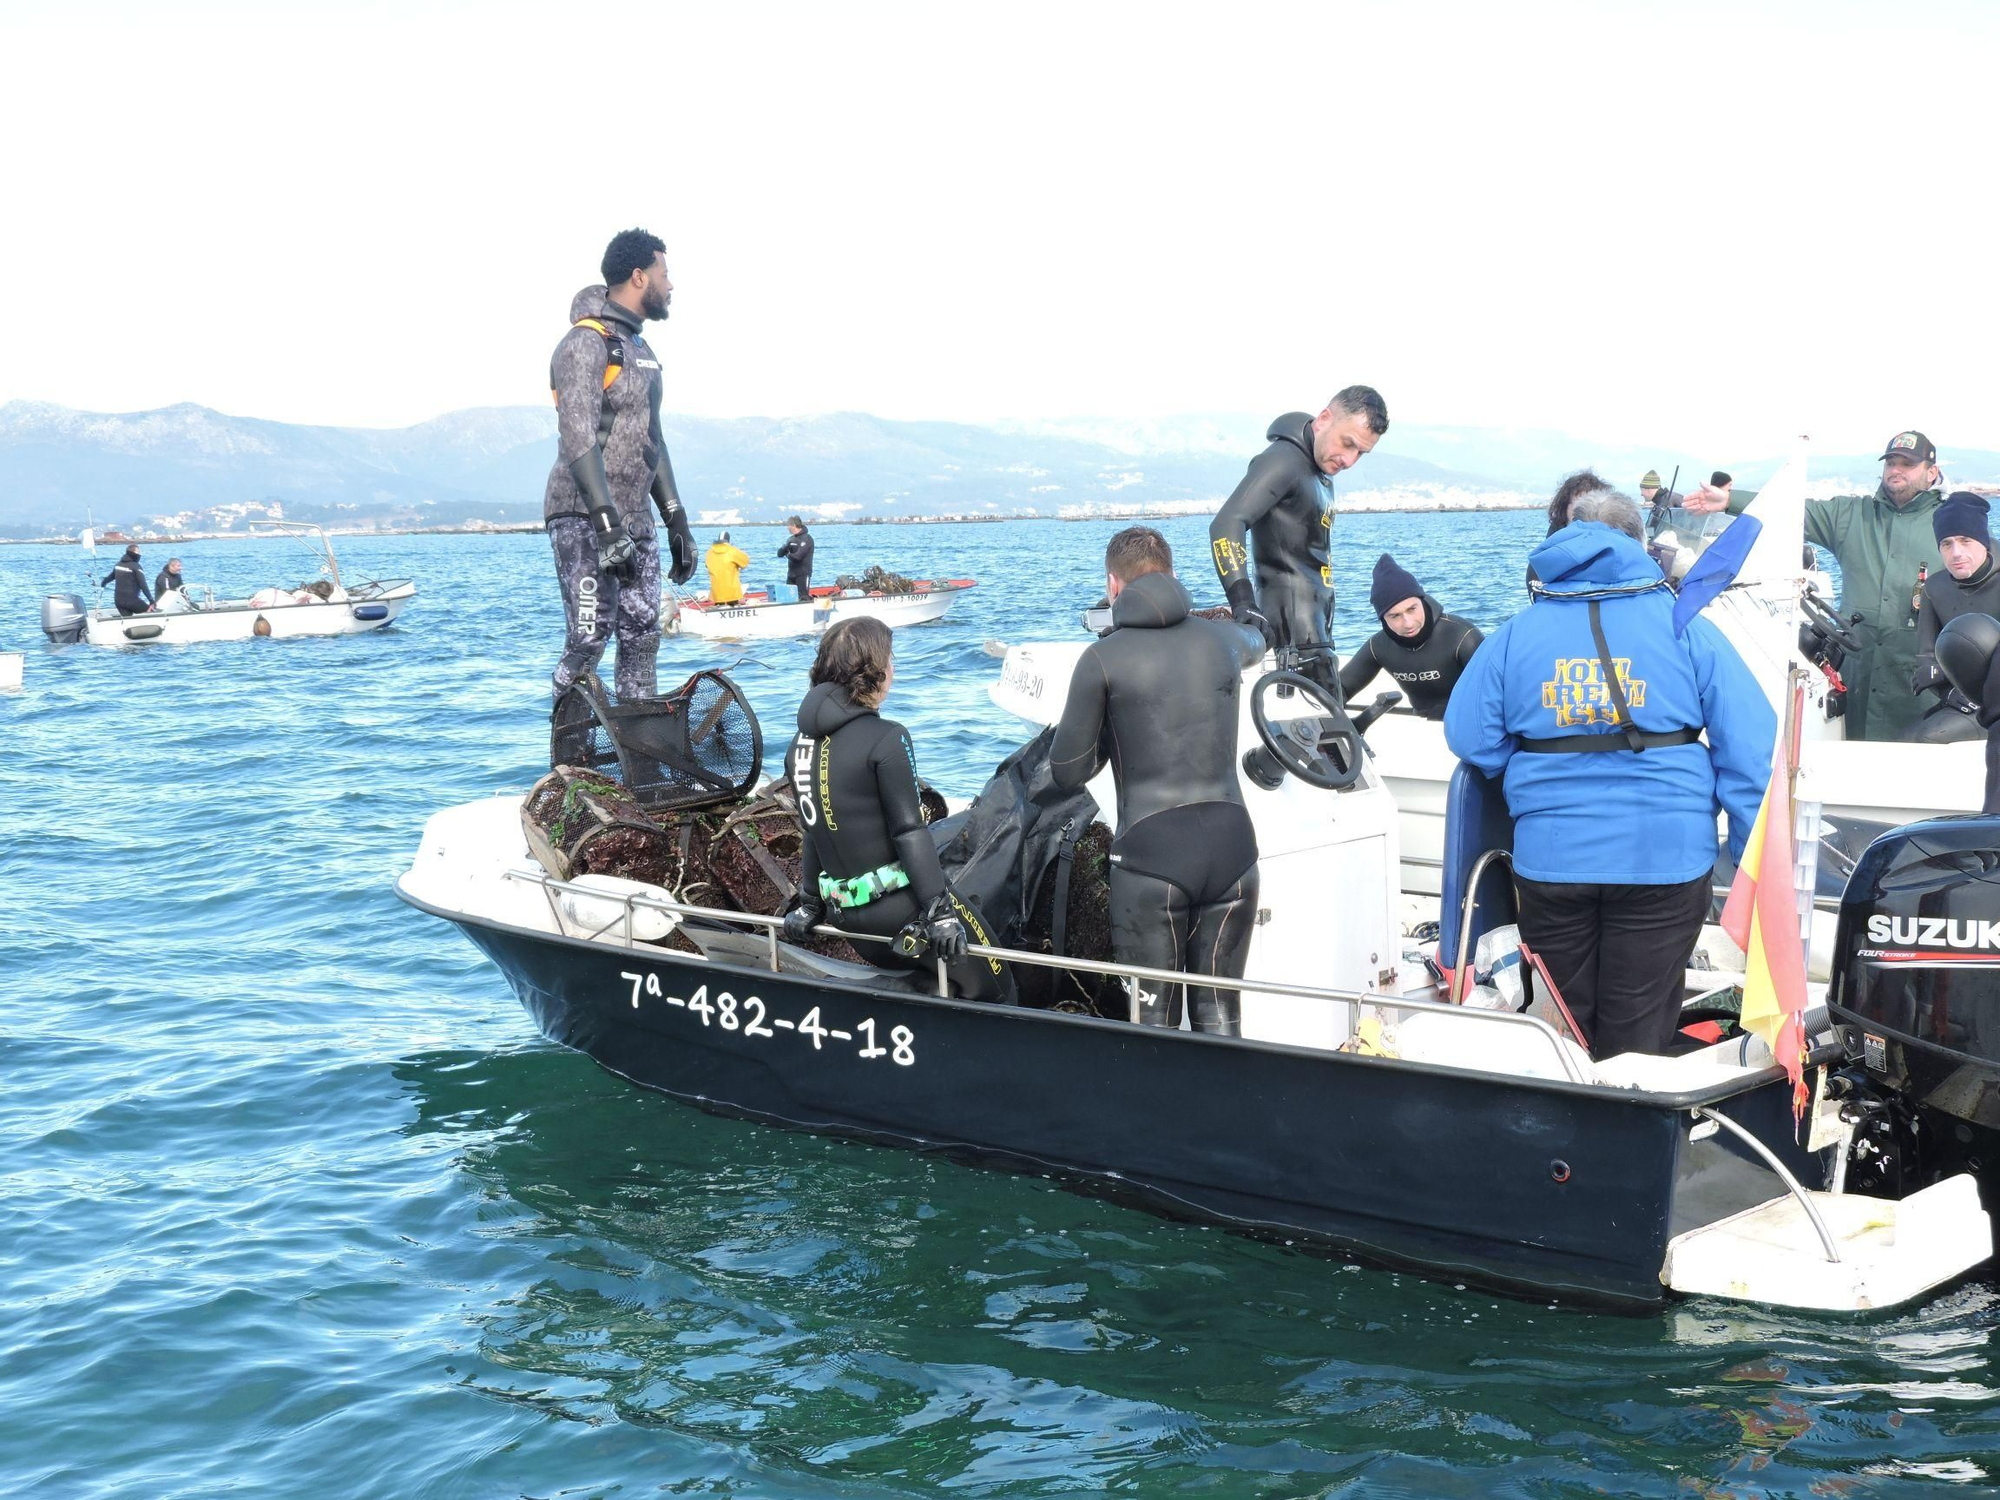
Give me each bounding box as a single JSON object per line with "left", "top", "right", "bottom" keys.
{"left": 1719, "top": 675, "right": 1809, "bottom": 1115}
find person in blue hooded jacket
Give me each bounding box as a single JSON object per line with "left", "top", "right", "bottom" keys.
{"left": 1443, "top": 489, "right": 1776, "bottom": 1060}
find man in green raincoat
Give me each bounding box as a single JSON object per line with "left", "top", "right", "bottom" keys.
{"left": 1683, "top": 430, "right": 1945, "bottom": 742}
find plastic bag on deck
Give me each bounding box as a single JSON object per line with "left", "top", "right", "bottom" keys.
{"left": 930, "top": 726, "right": 1102, "bottom": 960}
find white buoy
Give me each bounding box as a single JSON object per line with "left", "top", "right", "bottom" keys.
{"left": 0, "top": 651, "right": 23, "bottom": 691}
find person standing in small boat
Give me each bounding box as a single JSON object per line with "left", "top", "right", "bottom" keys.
{"left": 1445, "top": 490, "right": 1775, "bottom": 1060}
{"left": 781, "top": 618, "right": 1014, "bottom": 1003}
{"left": 1337, "top": 554, "right": 1483, "bottom": 720}
{"left": 706, "top": 532, "right": 751, "bottom": 604}
{"left": 777, "top": 517, "right": 815, "bottom": 602}
{"left": 1909, "top": 492, "right": 2000, "bottom": 742}
{"left": 1051, "top": 527, "right": 1267, "bottom": 1035}
{"left": 1684, "top": 429, "right": 1943, "bottom": 742}
{"left": 101, "top": 545, "right": 153, "bottom": 615}
{"left": 1209, "top": 386, "right": 1387, "bottom": 692}
{"left": 544, "top": 228, "right": 699, "bottom": 702}
{"left": 153, "top": 557, "right": 187, "bottom": 602}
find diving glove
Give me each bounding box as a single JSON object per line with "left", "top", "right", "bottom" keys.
{"left": 654, "top": 475, "right": 699, "bottom": 585}
{"left": 1225, "top": 582, "right": 1276, "bottom": 651}
{"left": 892, "top": 898, "right": 968, "bottom": 962}
{"left": 782, "top": 897, "right": 824, "bottom": 944}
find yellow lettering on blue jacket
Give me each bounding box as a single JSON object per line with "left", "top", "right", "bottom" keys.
{"left": 1540, "top": 656, "right": 1647, "bottom": 728}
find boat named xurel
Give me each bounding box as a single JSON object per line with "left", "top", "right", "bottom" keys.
{"left": 398, "top": 639, "right": 1997, "bottom": 1313}
{"left": 669, "top": 578, "right": 974, "bottom": 640}
{"left": 41, "top": 523, "right": 416, "bottom": 647}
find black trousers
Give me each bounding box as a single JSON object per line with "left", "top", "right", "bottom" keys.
{"left": 794, "top": 583, "right": 811, "bottom": 601}
{"left": 1512, "top": 873, "right": 1711, "bottom": 1060}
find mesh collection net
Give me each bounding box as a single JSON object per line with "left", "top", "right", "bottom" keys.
{"left": 551, "top": 669, "right": 764, "bottom": 814}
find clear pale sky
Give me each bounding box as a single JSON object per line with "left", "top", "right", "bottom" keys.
{"left": 4, "top": 0, "right": 1995, "bottom": 458}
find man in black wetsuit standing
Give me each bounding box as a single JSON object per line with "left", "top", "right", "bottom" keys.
{"left": 1337, "top": 554, "right": 1484, "bottom": 719}
{"left": 1210, "top": 386, "right": 1388, "bottom": 691}
{"left": 777, "top": 516, "right": 815, "bottom": 602}
{"left": 545, "top": 228, "right": 699, "bottom": 701}
{"left": 1051, "top": 527, "right": 1267, "bottom": 1035}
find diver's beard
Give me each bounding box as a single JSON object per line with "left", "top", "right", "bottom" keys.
{"left": 644, "top": 289, "right": 671, "bottom": 320}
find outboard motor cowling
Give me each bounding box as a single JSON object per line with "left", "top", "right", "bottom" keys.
{"left": 1831, "top": 816, "right": 2000, "bottom": 1206}
{"left": 42, "top": 593, "right": 85, "bottom": 644}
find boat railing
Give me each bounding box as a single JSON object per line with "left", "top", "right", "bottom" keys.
{"left": 502, "top": 866, "right": 1594, "bottom": 1084}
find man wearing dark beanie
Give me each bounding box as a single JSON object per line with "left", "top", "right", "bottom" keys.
{"left": 1336, "top": 553, "right": 1484, "bottom": 719}
{"left": 1911, "top": 491, "right": 2000, "bottom": 741}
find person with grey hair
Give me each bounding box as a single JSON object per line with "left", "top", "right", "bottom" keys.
{"left": 1444, "top": 500, "right": 1775, "bottom": 1061}
{"left": 1565, "top": 488, "right": 1646, "bottom": 543}
{"left": 1209, "top": 385, "right": 1388, "bottom": 692}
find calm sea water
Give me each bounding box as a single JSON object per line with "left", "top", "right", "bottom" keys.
{"left": 2, "top": 515, "right": 1992, "bottom": 1499}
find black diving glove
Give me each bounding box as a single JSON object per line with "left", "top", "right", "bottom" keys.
{"left": 1913, "top": 658, "right": 1947, "bottom": 697}
{"left": 1225, "top": 582, "right": 1277, "bottom": 651}
{"left": 654, "top": 476, "right": 698, "bottom": 585}
{"left": 924, "top": 898, "right": 968, "bottom": 961}
{"left": 1946, "top": 688, "right": 1978, "bottom": 716}
{"left": 782, "top": 897, "right": 824, "bottom": 944}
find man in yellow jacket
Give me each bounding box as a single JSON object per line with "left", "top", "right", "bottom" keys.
{"left": 705, "top": 532, "right": 752, "bottom": 604}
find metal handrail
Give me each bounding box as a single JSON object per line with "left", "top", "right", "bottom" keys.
{"left": 504, "top": 866, "right": 1593, "bottom": 1082}
{"left": 1690, "top": 1105, "right": 1842, "bottom": 1264}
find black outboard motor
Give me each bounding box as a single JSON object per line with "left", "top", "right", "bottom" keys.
{"left": 42, "top": 593, "right": 85, "bottom": 644}
{"left": 1829, "top": 816, "right": 2000, "bottom": 1214}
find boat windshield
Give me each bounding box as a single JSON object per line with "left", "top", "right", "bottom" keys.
{"left": 1647, "top": 507, "right": 1742, "bottom": 583}
{"left": 249, "top": 521, "right": 343, "bottom": 591}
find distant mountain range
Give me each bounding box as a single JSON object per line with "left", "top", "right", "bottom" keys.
{"left": 3, "top": 399, "right": 1997, "bottom": 538}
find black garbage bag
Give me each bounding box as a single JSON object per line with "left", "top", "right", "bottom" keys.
{"left": 931, "top": 727, "right": 1125, "bottom": 1011}
{"left": 931, "top": 728, "right": 1096, "bottom": 947}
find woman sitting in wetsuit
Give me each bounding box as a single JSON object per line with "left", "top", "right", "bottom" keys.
{"left": 781, "top": 619, "right": 1014, "bottom": 1003}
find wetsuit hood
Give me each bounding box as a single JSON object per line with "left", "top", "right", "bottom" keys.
{"left": 1528, "top": 521, "right": 1665, "bottom": 597}
{"left": 1108, "top": 571, "right": 1192, "bottom": 630}
{"left": 798, "top": 680, "right": 876, "bottom": 736}
{"left": 568, "top": 284, "right": 609, "bottom": 322}
{"left": 1267, "top": 412, "right": 1317, "bottom": 468}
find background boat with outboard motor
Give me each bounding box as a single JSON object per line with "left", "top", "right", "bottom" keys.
{"left": 40, "top": 521, "right": 416, "bottom": 647}
{"left": 400, "top": 598, "right": 1999, "bottom": 1312}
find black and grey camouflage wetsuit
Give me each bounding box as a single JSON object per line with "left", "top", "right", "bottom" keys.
{"left": 544, "top": 285, "right": 695, "bottom": 699}
{"left": 1209, "top": 412, "right": 1339, "bottom": 690}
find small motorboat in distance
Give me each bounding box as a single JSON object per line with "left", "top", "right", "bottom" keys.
{"left": 41, "top": 522, "right": 416, "bottom": 647}
{"left": 671, "top": 579, "right": 974, "bottom": 640}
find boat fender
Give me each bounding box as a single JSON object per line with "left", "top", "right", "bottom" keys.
{"left": 123, "top": 622, "right": 164, "bottom": 640}
{"left": 352, "top": 603, "right": 390, "bottom": 621}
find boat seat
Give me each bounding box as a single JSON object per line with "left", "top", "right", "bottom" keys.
{"left": 683, "top": 924, "right": 926, "bottom": 991}
{"left": 1437, "top": 762, "right": 1517, "bottom": 990}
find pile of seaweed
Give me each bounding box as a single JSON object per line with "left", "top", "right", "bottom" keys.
{"left": 833, "top": 565, "right": 922, "bottom": 595}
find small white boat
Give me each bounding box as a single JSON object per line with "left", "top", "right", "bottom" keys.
{"left": 42, "top": 522, "right": 416, "bottom": 648}
{"left": 670, "top": 578, "right": 975, "bottom": 640}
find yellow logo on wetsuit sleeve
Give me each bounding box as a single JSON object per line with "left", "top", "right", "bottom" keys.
{"left": 1541, "top": 657, "right": 1647, "bottom": 728}
{"left": 817, "top": 739, "right": 838, "bottom": 830}
{"left": 1213, "top": 538, "right": 1248, "bottom": 575}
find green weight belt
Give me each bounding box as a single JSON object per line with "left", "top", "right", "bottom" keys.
{"left": 818, "top": 862, "right": 911, "bottom": 909}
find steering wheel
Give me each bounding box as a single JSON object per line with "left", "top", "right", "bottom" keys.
{"left": 1249, "top": 670, "right": 1364, "bottom": 790}
{"left": 1799, "top": 584, "right": 1862, "bottom": 654}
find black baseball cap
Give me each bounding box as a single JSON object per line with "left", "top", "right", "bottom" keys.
{"left": 1880, "top": 430, "right": 1937, "bottom": 464}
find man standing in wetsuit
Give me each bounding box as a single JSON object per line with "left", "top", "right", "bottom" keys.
{"left": 545, "top": 228, "right": 699, "bottom": 701}
{"left": 1336, "top": 554, "right": 1484, "bottom": 719}
{"left": 1051, "top": 527, "right": 1267, "bottom": 1035}
{"left": 101, "top": 545, "right": 153, "bottom": 615}
{"left": 777, "top": 516, "right": 815, "bottom": 601}
{"left": 1210, "top": 386, "right": 1388, "bottom": 691}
